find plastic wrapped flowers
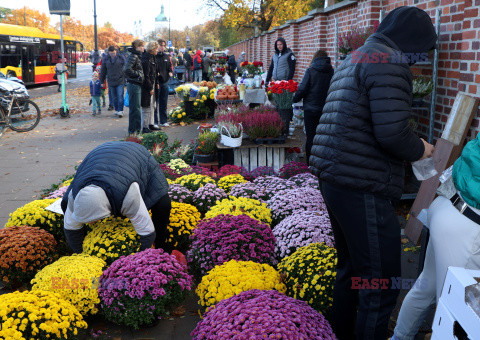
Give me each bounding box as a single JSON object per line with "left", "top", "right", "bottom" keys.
{"left": 187, "top": 214, "right": 277, "bottom": 279}
{"left": 191, "top": 289, "right": 337, "bottom": 339}
{"left": 217, "top": 174, "right": 248, "bottom": 193}
{"left": 167, "top": 202, "right": 201, "bottom": 250}
{"left": 192, "top": 183, "right": 228, "bottom": 214}
{"left": 98, "top": 249, "right": 193, "bottom": 329}
{"left": 205, "top": 197, "right": 272, "bottom": 225}
{"left": 0, "top": 226, "right": 58, "bottom": 289}
{"left": 278, "top": 243, "right": 337, "bottom": 314}
{"left": 0, "top": 290, "right": 88, "bottom": 339}
{"left": 196, "top": 260, "right": 286, "bottom": 308}
{"left": 31, "top": 254, "right": 106, "bottom": 315}
{"left": 83, "top": 217, "right": 140, "bottom": 264}
{"left": 273, "top": 210, "right": 334, "bottom": 259}
{"left": 168, "top": 183, "right": 194, "bottom": 205}
{"left": 174, "top": 173, "right": 216, "bottom": 191}
{"left": 5, "top": 199, "right": 65, "bottom": 243}
{"left": 267, "top": 187, "right": 327, "bottom": 225}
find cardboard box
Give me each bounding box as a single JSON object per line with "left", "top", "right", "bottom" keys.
{"left": 432, "top": 299, "right": 456, "bottom": 340}
{"left": 440, "top": 266, "right": 480, "bottom": 340}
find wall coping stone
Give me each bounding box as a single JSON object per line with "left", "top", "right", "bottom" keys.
{"left": 322, "top": 0, "right": 358, "bottom": 14}
{"left": 295, "top": 15, "right": 315, "bottom": 23}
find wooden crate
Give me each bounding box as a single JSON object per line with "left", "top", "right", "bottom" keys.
{"left": 233, "top": 145, "right": 286, "bottom": 172}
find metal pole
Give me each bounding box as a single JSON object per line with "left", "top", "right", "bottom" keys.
{"left": 60, "top": 14, "right": 69, "bottom": 117}
{"left": 379, "top": 9, "right": 386, "bottom": 23}
{"left": 334, "top": 17, "right": 339, "bottom": 68}
{"left": 94, "top": 0, "right": 98, "bottom": 52}
{"left": 428, "top": 9, "right": 441, "bottom": 144}
{"left": 168, "top": 0, "right": 171, "bottom": 42}
{"left": 24, "top": 6, "right": 26, "bottom": 25}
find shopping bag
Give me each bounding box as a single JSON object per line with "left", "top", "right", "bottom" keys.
{"left": 124, "top": 90, "right": 129, "bottom": 107}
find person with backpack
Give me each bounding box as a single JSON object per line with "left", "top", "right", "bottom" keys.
{"left": 292, "top": 50, "right": 333, "bottom": 164}
{"left": 192, "top": 50, "right": 203, "bottom": 82}
{"left": 183, "top": 51, "right": 193, "bottom": 82}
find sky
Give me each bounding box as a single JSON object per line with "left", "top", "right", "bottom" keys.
{"left": 0, "top": 0, "right": 214, "bottom": 35}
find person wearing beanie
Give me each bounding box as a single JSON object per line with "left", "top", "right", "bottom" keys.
{"left": 310, "top": 6, "right": 437, "bottom": 340}
{"left": 392, "top": 134, "right": 480, "bottom": 340}
{"left": 61, "top": 141, "right": 171, "bottom": 253}
{"left": 265, "top": 37, "right": 296, "bottom": 84}
{"left": 89, "top": 71, "right": 102, "bottom": 116}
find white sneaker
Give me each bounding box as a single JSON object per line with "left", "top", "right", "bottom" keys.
{"left": 161, "top": 123, "right": 170, "bottom": 127}
{"left": 117, "top": 111, "right": 124, "bottom": 118}
{"left": 114, "top": 111, "right": 119, "bottom": 116}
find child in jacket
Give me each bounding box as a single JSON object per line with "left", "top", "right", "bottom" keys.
{"left": 90, "top": 72, "right": 102, "bottom": 116}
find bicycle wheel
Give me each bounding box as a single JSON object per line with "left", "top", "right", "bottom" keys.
{"left": 9, "top": 98, "right": 41, "bottom": 132}
{"left": 0, "top": 106, "right": 7, "bottom": 137}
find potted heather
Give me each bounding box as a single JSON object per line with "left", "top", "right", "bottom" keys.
{"left": 194, "top": 131, "right": 219, "bottom": 163}
{"left": 243, "top": 110, "right": 284, "bottom": 143}
{"left": 412, "top": 76, "right": 434, "bottom": 107}
{"left": 338, "top": 22, "right": 379, "bottom": 60}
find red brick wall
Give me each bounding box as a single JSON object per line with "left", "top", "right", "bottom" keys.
{"left": 227, "top": 0, "right": 480, "bottom": 141}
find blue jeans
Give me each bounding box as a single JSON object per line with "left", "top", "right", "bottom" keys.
{"left": 92, "top": 96, "right": 101, "bottom": 113}
{"left": 156, "top": 82, "right": 169, "bottom": 125}
{"left": 320, "top": 181, "right": 401, "bottom": 340}
{"left": 108, "top": 86, "right": 113, "bottom": 107}
{"left": 127, "top": 83, "right": 142, "bottom": 134}
{"left": 109, "top": 85, "right": 124, "bottom": 112}
{"left": 194, "top": 69, "right": 202, "bottom": 82}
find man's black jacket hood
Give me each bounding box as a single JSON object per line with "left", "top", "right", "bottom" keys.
{"left": 376, "top": 6, "right": 437, "bottom": 54}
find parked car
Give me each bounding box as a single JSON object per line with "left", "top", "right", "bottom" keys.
{"left": 0, "top": 71, "right": 30, "bottom": 114}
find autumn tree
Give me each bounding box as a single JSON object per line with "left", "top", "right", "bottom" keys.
{"left": 1, "top": 7, "right": 57, "bottom": 33}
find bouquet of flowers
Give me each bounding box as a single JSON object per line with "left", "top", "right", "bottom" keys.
{"left": 267, "top": 80, "right": 299, "bottom": 109}
{"left": 217, "top": 174, "right": 248, "bottom": 193}
{"left": 228, "top": 182, "right": 264, "bottom": 202}
{"left": 0, "top": 290, "right": 88, "bottom": 339}
{"left": 215, "top": 66, "right": 226, "bottom": 76}
{"left": 31, "top": 254, "right": 106, "bottom": 315}
{"left": 195, "top": 260, "right": 286, "bottom": 308}
{"left": 187, "top": 214, "right": 277, "bottom": 279}
{"left": 174, "top": 173, "right": 216, "bottom": 191}
{"left": 279, "top": 161, "right": 310, "bottom": 179}
{"left": 174, "top": 84, "right": 192, "bottom": 101}
{"left": 98, "top": 249, "right": 194, "bottom": 329}
{"left": 167, "top": 202, "right": 201, "bottom": 250}
{"left": 205, "top": 197, "right": 272, "bottom": 225}
{"left": 83, "top": 217, "right": 140, "bottom": 264}
{"left": 253, "top": 175, "right": 297, "bottom": 201}
{"left": 168, "top": 183, "right": 194, "bottom": 205}
{"left": 289, "top": 172, "right": 319, "bottom": 189}
{"left": 0, "top": 226, "right": 58, "bottom": 289}
{"left": 240, "top": 60, "right": 263, "bottom": 75}
{"left": 191, "top": 289, "right": 336, "bottom": 339}
{"left": 5, "top": 199, "right": 66, "bottom": 250}
{"left": 267, "top": 187, "right": 327, "bottom": 225}
{"left": 278, "top": 243, "right": 337, "bottom": 314}
{"left": 192, "top": 183, "right": 228, "bottom": 214}
{"left": 273, "top": 210, "right": 334, "bottom": 259}
{"left": 217, "top": 56, "right": 228, "bottom": 65}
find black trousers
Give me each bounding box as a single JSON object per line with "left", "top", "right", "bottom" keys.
{"left": 320, "top": 181, "right": 401, "bottom": 340}
{"left": 150, "top": 193, "right": 172, "bottom": 252}
{"left": 303, "top": 109, "right": 321, "bottom": 165}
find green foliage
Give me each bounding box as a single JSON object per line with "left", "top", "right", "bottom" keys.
{"left": 141, "top": 131, "right": 169, "bottom": 150}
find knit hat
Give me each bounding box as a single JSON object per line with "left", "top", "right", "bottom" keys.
{"left": 92, "top": 71, "right": 99, "bottom": 79}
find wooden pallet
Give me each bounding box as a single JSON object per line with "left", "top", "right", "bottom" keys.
{"left": 233, "top": 146, "right": 286, "bottom": 172}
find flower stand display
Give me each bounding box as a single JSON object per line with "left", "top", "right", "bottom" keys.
{"left": 278, "top": 243, "right": 337, "bottom": 315}
{"left": 187, "top": 214, "right": 277, "bottom": 279}
{"left": 0, "top": 226, "right": 58, "bottom": 289}
{"left": 191, "top": 289, "right": 337, "bottom": 339}
{"left": 31, "top": 254, "right": 106, "bottom": 315}
{"left": 195, "top": 260, "right": 286, "bottom": 308}
{"left": 83, "top": 217, "right": 140, "bottom": 264}
{"left": 0, "top": 290, "right": 88, "bottom": 339}
{"left": 98, "top": 249, "right": 193, "bottom": 329}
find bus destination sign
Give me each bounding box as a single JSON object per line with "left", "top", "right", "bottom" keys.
{"left": 9, "top": 36, "right": 41, "bottom": 43}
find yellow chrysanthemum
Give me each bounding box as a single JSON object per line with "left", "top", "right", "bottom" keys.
{"left": 205, "top": 197, "right": 272, "bottom": 225}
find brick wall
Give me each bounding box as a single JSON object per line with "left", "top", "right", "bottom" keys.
{"left": 228, "top": 0, "right": 480, "bottom": 141}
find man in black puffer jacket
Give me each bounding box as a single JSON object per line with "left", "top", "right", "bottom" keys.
{"left": 293, "top": 50, "right": 333, "bottom": 164}
{"left": 124, "top": 40, "right": 145, "bottom": 134}
{"left": 61, "top": 141, "right": 171, "bottom": 253}
{"left": 310, "top": 7, "right": 436, "bottom": 340}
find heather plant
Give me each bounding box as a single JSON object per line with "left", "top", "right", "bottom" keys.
{"left": 279, "top": 161, "right": 310, "bottom": 179}
{"left": 243, "top": 111, "right": 284, "bottom": 139}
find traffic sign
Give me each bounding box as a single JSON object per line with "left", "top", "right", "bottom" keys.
{"left": 186, "top": 36, "right": 190, "bottom": 42}
{"left": 167, "top": 40, "right": 172, "bottom": 47}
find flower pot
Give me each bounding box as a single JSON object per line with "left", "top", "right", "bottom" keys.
{"left": 194, "top": 153, "right": 215, "bottom": 163}
{"left": 277, "top": 108, "right": 293, "bottom": 134}
{"left": 220, "top": 124, "right": 243, "bottom": 147}
{"left": 184, "top": 101, "right": 194, "bottom": 115}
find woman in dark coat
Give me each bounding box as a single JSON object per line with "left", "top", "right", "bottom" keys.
{"left": 140, "top": 41, "right": 159, "bottom": 134}
{"left": 292, "top": 50, "right": 333, "bottom": 164}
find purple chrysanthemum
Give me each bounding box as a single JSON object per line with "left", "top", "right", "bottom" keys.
{"left": 192, "top": 183, "right": 228, "bottom": 214}
{"left": 168, "top": 183, "right": 194, "bottom": 204}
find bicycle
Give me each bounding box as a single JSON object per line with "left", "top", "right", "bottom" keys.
{"left": 0, "top": 90, "right": 41, "bottom": 137}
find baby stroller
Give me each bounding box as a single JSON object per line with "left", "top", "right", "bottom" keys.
{"left": 173, "top": 65, "right": 186, "bottom": 83}
{"left": 168, "top": 76, "right": 181, "bottom": 95}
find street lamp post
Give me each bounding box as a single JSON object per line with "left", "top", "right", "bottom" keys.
{"left": 93, "top": 0, "right": 98, "bottom": 52}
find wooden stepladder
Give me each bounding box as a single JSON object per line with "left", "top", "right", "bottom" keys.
{"left": 405, "top": 92, "right": 479, "bottom": 244}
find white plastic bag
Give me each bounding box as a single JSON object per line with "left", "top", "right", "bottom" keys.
{"left": 412, "top": 157, "right": 438, "bottom": 181}
{"left": 223, "top": 74, "right": 233, "bottom": 85}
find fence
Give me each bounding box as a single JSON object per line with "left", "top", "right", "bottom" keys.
{"left": 227, "top": 0, "right": 480, "bottom": 142}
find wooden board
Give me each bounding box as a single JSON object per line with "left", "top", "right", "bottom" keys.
{"left": 405, "top": 92, "right": 479, "bottom": 244}
{"left": 250, "top": 148, "right": 258, "bottom": 170}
